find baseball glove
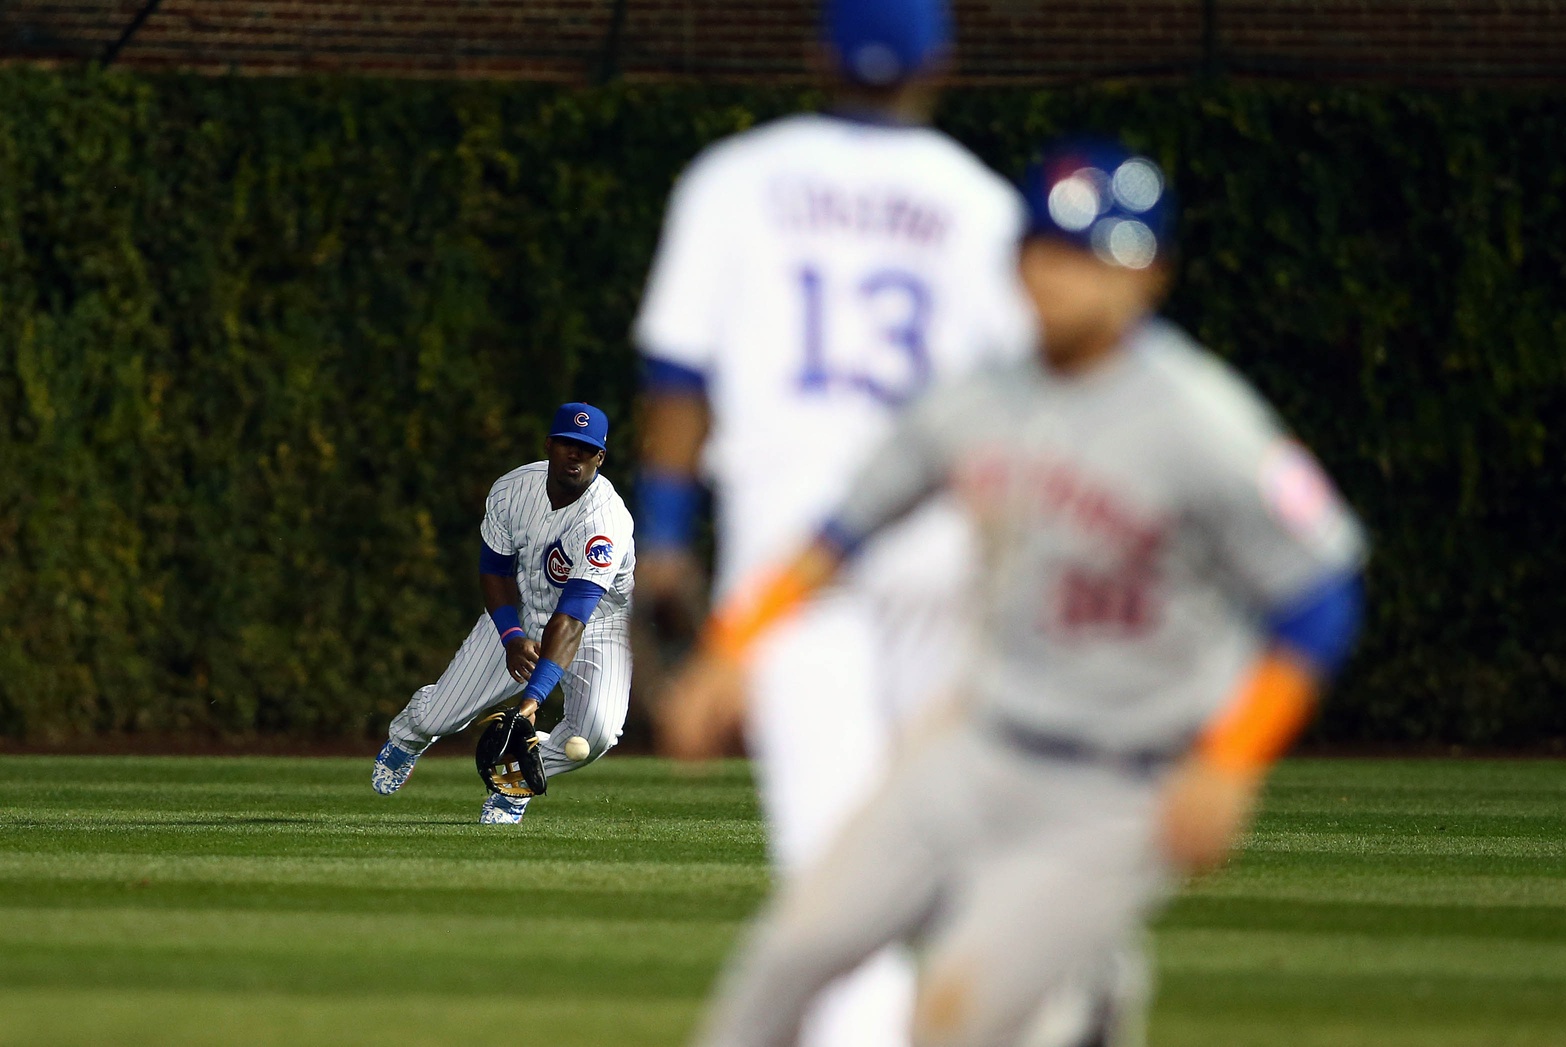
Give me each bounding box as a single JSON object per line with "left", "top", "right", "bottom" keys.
{"left": 474, "top": 708, "right": 548, "bottom": 798}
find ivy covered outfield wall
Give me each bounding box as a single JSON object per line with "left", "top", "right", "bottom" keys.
{"left": 1, "top": 69, "right": 1562, "bottom": 744}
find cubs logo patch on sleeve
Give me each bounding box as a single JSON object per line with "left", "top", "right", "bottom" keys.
{"left": 585, "top": 535, "right": 615, "bottom": 570}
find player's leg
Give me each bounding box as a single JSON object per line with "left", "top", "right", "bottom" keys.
{"left": 909, "top": 762, "right": 1164, "bottom": 1047}
{"left": 539, "top": 622, "right": 632, "bottom": 777}
{"left": 695, "top": 753, "right": 948, "bottom": 1047}
{"left": 376, "top": 614, "right": 521, "bottom": 794}
{"left": 746, "top": 596, "right": 918, "bottom": 1047}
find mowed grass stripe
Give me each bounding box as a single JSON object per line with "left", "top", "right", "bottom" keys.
{"left": 0, "top": 991, "right": 703, "bottom": 1047}
{"left": 1, "top": 755, "right": 1562, "bottom": 1047}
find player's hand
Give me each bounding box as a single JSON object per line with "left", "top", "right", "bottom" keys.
{"left": 656, "top": 651, "right": 746, "bottom": 762}
{"left": 505, "top": 637, "right": 541, "bottom": 683}
{"left": 517, "top": 698, "right": 539, "bottom": 725}
{"left": 1156, "top": 756, "right": 1261, "bottom": 875}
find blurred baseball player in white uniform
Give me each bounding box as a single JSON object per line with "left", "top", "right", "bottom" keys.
{"left": 633, "top": 1, "right": 1033, "bottom": 1043}
{"left": 662, "top": 140, "right": 1368, "bottom": 1046}
{"left": 373, "top": 402, "right": 635, "bottom": 825}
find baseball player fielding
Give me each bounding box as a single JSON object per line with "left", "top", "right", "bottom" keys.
{"left": 372, "top": 402, "right": 635, "bottom": 825}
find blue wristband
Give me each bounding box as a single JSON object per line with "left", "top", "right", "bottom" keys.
{"left": 490, "top": 604, "right": 524, "bottom": 645}
{"left": 636, "top": 470, "right": 702, "bottom": 552}
{"left": 520, "top": 658, "right": 566, "bottom": 705}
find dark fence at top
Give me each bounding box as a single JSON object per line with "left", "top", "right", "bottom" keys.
{"left": 2, "top": 1, "right": 1565, "bottom": 86}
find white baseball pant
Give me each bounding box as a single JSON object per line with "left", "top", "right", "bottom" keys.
{"left": 389, "top": 612, "right": 632, "bottom": 777}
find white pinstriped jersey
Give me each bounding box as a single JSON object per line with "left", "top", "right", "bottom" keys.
{"left": 634, "top": 112, "right": 1036, "bottom": 595}
{"left": 479, "top": 464, "right": 636, "bottom": 638}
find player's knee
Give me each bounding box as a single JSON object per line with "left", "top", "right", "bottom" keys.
{"left": 402, "top": 694, "right": 457, "bottom": 742}
{"left": 566, "top": 715, "right": 623, "bottom": 759}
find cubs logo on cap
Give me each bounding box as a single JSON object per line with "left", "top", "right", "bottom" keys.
{"left": 549, "top": 402, "right": 609, "bottom": 451}
{"left": 584, "top": 535, "right": 615, "bottom": 570}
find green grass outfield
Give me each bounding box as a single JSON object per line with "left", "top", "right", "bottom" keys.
{"left": 0, "top": 756, "right": 1562, "bottom": 1046}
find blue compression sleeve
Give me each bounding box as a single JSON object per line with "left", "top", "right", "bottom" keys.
{"left": 520, "top": 658, "right": 566, "bottom": 705}
{"left": 640, "top": 355, "right": 709, "bottom": 394}
{"left": 1266, "top": 572, "right": 1365, "bottom": 678}
{"left": 479, "top": 541, "right": 517, "bottom": 577}
{"left": 554, "top": 579, "right": 606, "bottom": 625}
{"left": 637, "top": 471, "right": 702, "bottom": 552}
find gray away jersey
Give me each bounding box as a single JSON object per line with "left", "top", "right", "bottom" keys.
{"left": 832, "top": 320, "right": 1367, "bottom": 754}
{"left": 480, "top": 465, "right": 636, "bottom": 638}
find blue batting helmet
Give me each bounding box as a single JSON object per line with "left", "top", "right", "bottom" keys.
{"left": 1021, "top": 138, "right": 1176, "bottom": 270}
{"left": 822, "top": 0, "right": 951, "bottom": 88}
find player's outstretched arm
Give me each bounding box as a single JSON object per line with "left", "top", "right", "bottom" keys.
{"left": 658, "top": 542, "right": 843, "bottom": 762}
{"left": 513, "top": 580, "right": 606, "bottom": 722}
{"left": 1159, "top": 573, "right": 1364, "bottom": 873}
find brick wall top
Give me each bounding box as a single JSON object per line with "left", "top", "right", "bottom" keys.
{"left": 3, "top": 1, "right": 1563, "bottom": 85}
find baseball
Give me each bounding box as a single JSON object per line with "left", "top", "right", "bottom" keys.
{"left": 563, "top": 735, "right": 591, "bottom": 762}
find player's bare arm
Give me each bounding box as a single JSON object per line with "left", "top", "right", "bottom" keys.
{"left": 480, "top": 571, "right": 541, "bottom": 683}
{"left": 1161, "top": 570, "right": 1362, "bottom": 872}
{"left": 634, "top": 389, "right": 710, "bottom": 639}
{"left": 1159, "top": 647, "right": 1321, "bottom": 873}
{"left": 515, "top": 610, "right": 588, "bottom": 722}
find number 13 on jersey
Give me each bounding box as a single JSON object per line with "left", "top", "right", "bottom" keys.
{"left": 796, "top": 265, "right": 933, "bottom": 406}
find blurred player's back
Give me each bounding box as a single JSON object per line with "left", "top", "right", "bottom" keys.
{"left": 634, "top": 4, "right": 1032, "bottom": 1045}
{"left": 637, "top": 110, "right": 1032, "bottom": 595}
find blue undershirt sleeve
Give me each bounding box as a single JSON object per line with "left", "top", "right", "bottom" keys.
{"left": 1265, "top": 572, "right": 1365, "bottom": 678}
{"left": 479, "top": 541, "right": 517, "bottom": 577}
{"left": 554, "top": 579, "right": 607, "bottom": 625}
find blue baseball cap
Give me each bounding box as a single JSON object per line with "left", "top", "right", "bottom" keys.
{"left": 1022, "top": 138, "right": 1177, "bottom": 270}
{"left": 548, "top": 402, "right": 609, "bottom": 451}
{"left": 822, "top": 0, "right": 951, "bottom": 88}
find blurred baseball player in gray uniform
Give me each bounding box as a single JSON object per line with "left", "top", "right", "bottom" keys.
{"left": 661, "top": 140, "right": 1368, "bottom": 1047}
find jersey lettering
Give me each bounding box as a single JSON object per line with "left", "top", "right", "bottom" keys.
{"left": 796, "top": 265, "right": 933, "bottom": 406}
{"left": 1054, "top": 565, "right": 1159, "bottom": 634}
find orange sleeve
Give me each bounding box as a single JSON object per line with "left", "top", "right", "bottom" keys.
{"left": 1196, "top": 651, "right": 1319, "bottom": 776}
{"left": 702, "top": 546, "right": 838, "bottom": 664}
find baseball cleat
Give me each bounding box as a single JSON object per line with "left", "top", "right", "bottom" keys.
{"left": 371, "top": 741, "right": 419, "bottom": 795}
{"left": 479, "top": 793, "right": 530, "bottom": 824}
